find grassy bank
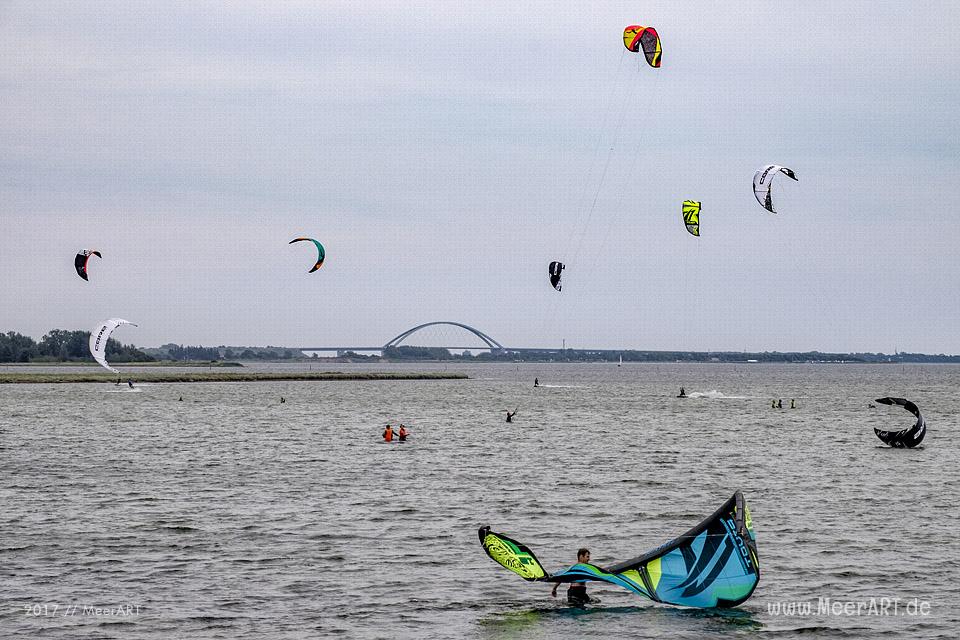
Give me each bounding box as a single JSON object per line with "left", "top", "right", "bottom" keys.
{"left": 0, "top": 371, "right": 468, "bottom": 384}
{"left": 0, "top": 360, "right": 244, "bottom": 367}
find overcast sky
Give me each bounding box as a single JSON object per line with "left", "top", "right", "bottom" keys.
{"left": 1, "top": 1, "right": 958, "bottom": 353}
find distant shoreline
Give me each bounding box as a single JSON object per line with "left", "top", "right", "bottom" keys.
{"left": 0, "top": 371, "right": 468, "bottom": 384}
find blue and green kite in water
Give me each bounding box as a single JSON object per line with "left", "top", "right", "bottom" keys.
{"left": 479, "top": 491, "right": 759, "bottom": 608}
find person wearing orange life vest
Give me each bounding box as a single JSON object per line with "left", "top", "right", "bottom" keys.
{"left": 383, "top": 424, "right": 394, "bottom": 442}
{"left": 398, "top": 425, "right": 408, "bottom": 441}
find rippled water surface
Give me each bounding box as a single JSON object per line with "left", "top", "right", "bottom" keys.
{"left": 1, "top": 363, "right": 958, "bottom": 638}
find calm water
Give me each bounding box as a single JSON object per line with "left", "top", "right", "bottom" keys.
{"left": 1, "top": 363, "right": 957, "bottom": 639}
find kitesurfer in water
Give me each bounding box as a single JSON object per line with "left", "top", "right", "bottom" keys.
{"left": 383, "top": 424, "right": 394, "bottom": 442}
{"left": 127, "top": 379, "right": 134, "bottom": 388}
{"left": 777, "top": 399, "right": 782, "bottom": 409}
{"left": 551, "top": 548, "right": 596, "bottom": 606}
{"left": 790, "top": 399, "right": 796, "bottom": 409}
{"left": 534, "top": 378, "right": 539, "bottom": 387}
{"left": 398, "top": 425, "right": 408, "bottom": 442}
{"left": 678, "top": 387, "right": 686, "bottom": 398}
{"left": 506, "top": 409, "right": 517, "bottom": 423}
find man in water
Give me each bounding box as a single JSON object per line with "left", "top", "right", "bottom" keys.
{"left": 790, "top": 398, "right": 796, "bottom": 409}
{"left": 506, "top": 409, "right": 517, "bottom": 423}
{"left": 398, "top": 425, "right": 408, "bottom": 442}
{"left": 127, "top": 379, "right": 134, "bottom": 388}
{"left": 551, "top": 548, "right": 596, "bottom": 606}
{"left": 383, "top": 424, "right": 394, "bottom": 442}
{"left": 534, "top": 378, "right": 539, "bottom": 387}
{"left": 777, "top": 399, "right": 782, "bottom": 409}
{"left": 678, "top": 386, "right": 686, "bottom": 398}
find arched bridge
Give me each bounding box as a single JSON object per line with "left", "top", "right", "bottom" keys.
{"left": 299, "top": 321, "right": 507, "bottom": 353}
{"left": 383, "top": 322, "right": 504, "bottom": 351}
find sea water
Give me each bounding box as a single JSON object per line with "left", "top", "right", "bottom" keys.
{"left": 1, "top": 362, "right": 957, "bottom": 638}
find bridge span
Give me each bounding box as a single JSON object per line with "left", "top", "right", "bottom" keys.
{"left": 299, "top": 321, "right": 520, "bottom": 354}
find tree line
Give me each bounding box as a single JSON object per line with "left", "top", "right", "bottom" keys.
{"left": 0, "top": 330, "right": 153, "bottom": 363}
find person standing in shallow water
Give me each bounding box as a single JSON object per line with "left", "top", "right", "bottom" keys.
{"left": 506, "top": 409, "right": 517, "bottom": 423}
{"left": 551, "top": 548, "right": 596, "bottom": 605}
{"left": 383, "top": 424, "right": 394, "bottom": 442}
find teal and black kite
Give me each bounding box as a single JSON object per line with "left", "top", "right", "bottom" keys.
{"left": 289, "top": 237, "right": 326, "bottom": 273}
{"left": 479, "top": 491, "right": 759, "bottom": 609}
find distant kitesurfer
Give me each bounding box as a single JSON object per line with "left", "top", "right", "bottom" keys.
{"left": 383, "top": 424, "right": 394, "bottom": 442}
{"left": 127, "top": 379, "right": 134, "bottom": 388}
{"left": 178, "top": 396, "right": 183, "bottom": 402}
{"left": 116, "top": 377, "right": 121, "bottom": 386}
{"left": 398, "top": 425, "right": 408, "bottom": 442}
{"left": 534, "top": 378, "right": 539, "bottom": 388}
{"left": 551, "top": 548, "right": 597, "bottom": 606}
{"left": 790, "top": 399, "right": 796, "bottom": 409}
{"left": 506, "top": 409, "right": 517, "bottom": 423}
{"left": 777, "top": 399, "right": 782, "bottom": 409}
{"left": 678, "top": 387, "right": 687, "bottom": 398}
{"left": 280, "top": 397, "right": 286, "bottom": 404}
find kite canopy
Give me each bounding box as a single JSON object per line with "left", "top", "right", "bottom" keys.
{"left": 753, "top": 165, "right": 797, "bottom": 213}
{"left": 623, "top": 26, "right": 662, "bottom": 67}
{"left": 478, "top": 527, "right": 548, "bottom": 581}
{"left": 682, "top": 201, "right": 701, "bottom": 237}
{"left": 74, "top": 250, "right": 101, "bottom": 281}
{"left": 89, "top": 318, "right": 137, "bottom": 375}
{"left": 479, "top": 491, "right": 759, "bottom": 609}
{"left": 874, "top": 397, "right": 926, "bottom": 448}
{"left": 289, "top": 237, "right": 326, "bottom": 273}
{"left": 548, "top": 261, "right": 565, "bottom": 291}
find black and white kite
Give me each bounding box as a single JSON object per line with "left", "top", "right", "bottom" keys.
{"left": 874, "top": 397, "right": 926, "bottom": 448}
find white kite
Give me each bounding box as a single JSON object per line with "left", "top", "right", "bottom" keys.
{"left": 89, "top": 318, "right": 138, "bottom": 374}
{"left": 753, "top": 165, "right": 797, "bottom": 213}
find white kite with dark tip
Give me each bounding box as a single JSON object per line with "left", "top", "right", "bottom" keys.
{"left": 753, "top": 165, "right": 797, "bottom": 213}
{"left": 89, "top": 318, "right": 138, "bottom": 374}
